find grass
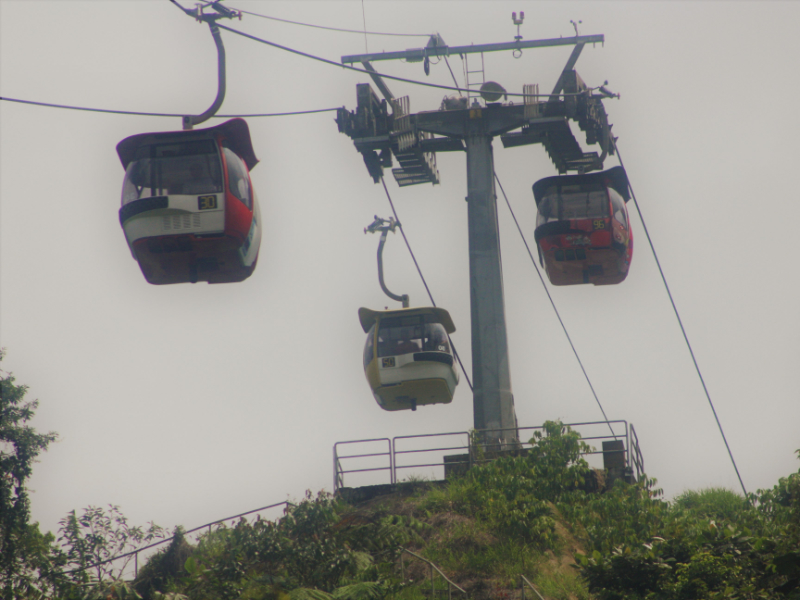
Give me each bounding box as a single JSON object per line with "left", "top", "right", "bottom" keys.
{"left": 671, "top": 487, "right": 758, "bottom": 528}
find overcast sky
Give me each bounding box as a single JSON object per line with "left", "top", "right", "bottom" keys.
{"left": 2, "top": 0, "right": 799, "bottom": 546}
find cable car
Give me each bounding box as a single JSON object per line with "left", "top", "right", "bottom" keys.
{"left": 359, "top": 306, "right": 459, "bottom": 411}
{"left": 533, "top": 166, "right": 632, "bottom": 286}
{"left": 116, "top": 118, "right": 261, "bottom": 285}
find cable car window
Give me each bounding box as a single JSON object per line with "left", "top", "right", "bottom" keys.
{"left": 536, "top": 189, "right": 559, "bottom": 228}
{"left": 609, "top": 187, "right": 628, "bottom": 228}
{"left": 536, "top": 183, "right": 608, "bottom": 225}
{"left": 223, "top": 148, "right": 252, "bottom": 209}
{"left": 363, "top": 325, "right": 375, "bottom": 368}
{"left": 122, "top": 140, "right": 222, "bottom": 204}
{"left": 560, "top": 184, "right": 608, "bottom": 220}
{"left": 377, "top": 319, "right": 451, "bottom": 357}
{"left": 425, "top": 323, "right": 450, "bottom": 353}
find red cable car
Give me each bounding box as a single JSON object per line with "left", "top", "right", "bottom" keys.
{"left": 533, "top": 166, "right": 632, "bottom": 286}
{"left": 116, "top": 118, "right": 261, "bottom": 284}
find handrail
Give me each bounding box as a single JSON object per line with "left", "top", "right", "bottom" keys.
{"left": 629, "top": 424, "right": 645, "bottom": 481}
{"left": 401, "top": 548, "right": 467, "bottom": 599}
{"left": 67, "top": 500, "right": 292, "bottom": 578}
{"left": 334, "top": 437, "right": 392, "bottom": 493}
{"left": 392, "top": 431, "right": 471, "bottom": 483}
{"left": 335, "top": 421, "right": 640, "bottom": 490}
{"left": 520, "top": 574, "right": 545, "bottom": 600}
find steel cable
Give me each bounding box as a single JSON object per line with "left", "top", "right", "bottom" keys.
{"left": 614, "top": 141, "right": 748, "bottom": 496}
{"left": 0, "top": 96, "right": 339, "bottom": 119}
{"left": 214, "top": 23, "right": 586, "bottom": 99}
{"left": 236, "top": 8, "right": 430, "bottom": 37}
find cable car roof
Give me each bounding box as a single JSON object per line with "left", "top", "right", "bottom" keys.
{"left": 358, "top": 306, "right": 456, "bottom": 334}
{"left": 116, "top": 118, "right": 259, "bottom": 171}
{"left": 532, "top": 166, "right": 630, "bottom": 205}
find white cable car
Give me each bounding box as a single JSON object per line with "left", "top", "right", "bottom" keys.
{"left": 359, "top": 216, "right": 460, "bottom": 411}
{"left": 359, "top": 306, "right": 459, "bottom": 411}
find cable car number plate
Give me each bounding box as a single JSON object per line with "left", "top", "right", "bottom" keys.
{"left": 382, "top": 357, "right": 396, "bottom": 368}
{"left": 198, "top": 195, "right": 218, "bottom": 210}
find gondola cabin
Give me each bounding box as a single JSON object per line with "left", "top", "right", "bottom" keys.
{"left": 359, "top": 306, "right": 459, "bottom": 411}
{"left": 533, "top": 166, "right": 632, "bottom": 286}
{"left": 116, "top": 118, "right": 261, "bottom": 284}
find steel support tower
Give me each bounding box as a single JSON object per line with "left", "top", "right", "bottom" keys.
{"left": 336, "top": 33, "right": 616, "bottom": 446}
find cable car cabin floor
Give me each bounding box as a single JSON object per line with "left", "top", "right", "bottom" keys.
{"left": 133, "top": 235, "right": 252, "bottom": 284}
{"left": 375, "top": 377, "right": 453, "bottom": 411}
{"left": 543, "top": 246, "right": 629, "bottom": 286}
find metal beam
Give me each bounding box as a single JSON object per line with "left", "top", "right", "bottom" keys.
{"left": 342, "top": 34, "right": 604, "bottom": 64}
{"left": 412, "top": 104, "right": 530, "bottom": 138}
{"left": 361, "top": 61, "right": 395, "bottom": 103}
{"left": 549, "top": 43, "right": 585, "bottom": 102}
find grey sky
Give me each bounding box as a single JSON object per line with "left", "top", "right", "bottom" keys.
{"left": 1, "top": 0, "right": 799, "bottom": 543}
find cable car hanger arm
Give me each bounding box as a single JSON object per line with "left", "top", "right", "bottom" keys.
{"left": 170, "top": 0, "right": 242, "bottom": 129}
{"left": 365, "top": 216, "right": 409, "bottom": 308}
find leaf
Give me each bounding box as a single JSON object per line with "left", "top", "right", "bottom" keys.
{"left": 332, "top": 582, "right": 386, "bottom": 600}
{"left": 184, "top": 555, "right": 197, "bottom": 575}
{"left": 288, "top": 588, "right": 334, "bottom": 600}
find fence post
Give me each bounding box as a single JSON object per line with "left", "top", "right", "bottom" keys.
{"left": 431, "top": 563, "right": 435, "bottom": 598}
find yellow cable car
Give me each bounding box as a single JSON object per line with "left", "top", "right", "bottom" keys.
{"left": 359, "top": 306, "right": 459, "bottom": 411}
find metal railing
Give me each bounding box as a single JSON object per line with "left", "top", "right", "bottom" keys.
{"left": 68, "top": 500, "right": 292, "bottom": 580}
{"left": 333, "top": 438, "right": 393, "bottom": 493}
{"left": 400, "top": 548, "right": 467, "bottom": 600}
{"left": 629, "top": 423, "right": 645, "bottom": 481}
{"left": 393, "top": 431, "right": 472, "bottom": 482}
{"left": 334, "top": 420, "right": 643, "bottom": 492}
{"left": 520, "top": 574, "right": 546, "bottom": 600}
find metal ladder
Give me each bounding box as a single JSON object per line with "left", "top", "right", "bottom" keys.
{"left": 463, "top": 52, "right": 486, "bottom": 105}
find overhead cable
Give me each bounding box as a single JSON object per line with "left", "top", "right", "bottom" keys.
{"left": 360, "top": 0, "right": 368, "bottom": 53}
{"left": 236, "top": 8, "right": 430, "bottom": 37}
{"left": 0, "top": 96, "right": 339, "bottom": 118}
{"left": 494, "top": 172, "right": 617, "bottom": 439}
{"left": 615, "top": 141, "right": 748, "bottom": 496}
{"left": 380, "top": 177, "right": 474, "bottom": 392}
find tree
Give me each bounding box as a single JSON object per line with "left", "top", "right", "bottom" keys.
{"left": 0, "top": 349, "right": 58, "bottom": 599}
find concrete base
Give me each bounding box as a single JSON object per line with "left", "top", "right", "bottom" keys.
{"left": 336, "top": 480, "right": 446, "bottom": 505}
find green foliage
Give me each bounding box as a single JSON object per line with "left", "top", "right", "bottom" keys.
{"left": 331, "top": 581, "right": 386, "bottom": 600}
{"left": 572, "top": 453, "right": 800, "bottom": 599}
{"left": 524, "top": 421, "right": 594, "bottom": 502}
{"left": 57, "top": 505, "right": 166, "bottom": 584}
{"left": 8, "top": 403, "right": 799, "bottom": 600}
{"left": 0, "top": 350, "right": 58, "bottom": 600}
{"left": 672, "top": 487, "right": 758, "bottom": 528}
{"left": 134, "top": 527, "right": 192, "bottom": 600}
{"left": 752, "top": 452, "right": 800, "bottom": 597}
{"left": 136, "top": 491, "right": 412, "bottom": 600}
{"left": 421, "top": 421, "right": 593, "bottom": 553}
{"left": 560, "top": 477, "right": 667, "bottom": 555}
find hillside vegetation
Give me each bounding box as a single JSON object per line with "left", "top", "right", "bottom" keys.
{"left": 7, "top": 419, "right": 800, "bottom": 600}
{"left": 35, "top": 422, "right": 800, "bottom": 600}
